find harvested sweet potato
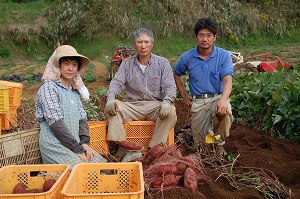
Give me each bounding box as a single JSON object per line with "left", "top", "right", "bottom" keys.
{"left": 27, "top": 189, "right": 44, "bottom": 193}
{"left": 43, "top": 178, "right": 56, "bottom": 192}
{"left": 150, "top": 174, "right": 181, "bottom": 188}
{"left": 179, "top": 156, "right": 195, "bottom": 166}
{"left": 144, "top": 145, "right": 165, "bottom": 162}
{"left": 175, "top": 162, "right": 187, "bottom": 174}
{"left": 157, "top": 164, "right": 176, "bottom": 175}
{"left": 184, "top": 167, "right": 197, "bottom": 193}
{"left": 13, "top": 183, "right": 27, "bottom": 194}
{"left": 119, "top": 141, "right": 143, "bottom": 150}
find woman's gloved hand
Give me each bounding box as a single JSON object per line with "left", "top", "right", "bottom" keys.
{"left": 72, "top": 73, "right": 85, "bottom": 89}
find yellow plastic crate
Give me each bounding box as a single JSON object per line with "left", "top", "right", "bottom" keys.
{"left": 0, "top": 80, "right": 23, "bottom": 108}
{"left": 0, "top": 106, "right": 17, "bottom": 130}
{"left": 88, "top": 121, "right": 174, "bottom": 154}
{"left": 0, "top": 128, "right": 42, "bottom": 167}
{"left": 0, "top": 85, "right": 9, "bottom": 114}
{"left": 88, "top": 121, "right": 108, "bottom": 155}
{"left": 61, "top": 162, "right": 144, "bottom": 199}
{"left": 123, "top": 121, "right": 174, "bottom": 150}
{"left": 0, "top": 164, "right": 70, "bottom": 199}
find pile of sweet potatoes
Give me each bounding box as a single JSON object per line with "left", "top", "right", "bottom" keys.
{"left": 141, "top": 145, "right": 205, "bottom": 193}
{"left": 12, "top": 179, "right": 56, "bottom": 194}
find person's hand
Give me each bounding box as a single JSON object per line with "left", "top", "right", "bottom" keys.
{"left": 81, "top": 143, "right": 96, "bottom": 161}
{"left": 182, "top": 95, "right": 193, "bottom": 107}
{"left": 159, "top": 100, "right": 172, "bottom": 120}
{"left": 72, "top": 73, "right": 85, "bottom": 89}
{"left": 215, "top": 98, "right": 229, "bottom": 116}
{"left": 76, "top": 153, "right": 88, "bottom": 162}
{"left": 105, "top": 98, "right": 120, "bottom": 116}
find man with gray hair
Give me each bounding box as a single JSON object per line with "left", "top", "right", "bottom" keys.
{"left": 105, "top": 28, "right": 177, "bottom": 159}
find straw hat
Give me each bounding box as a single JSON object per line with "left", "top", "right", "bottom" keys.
{"left": 53, "top": 45, "right": 89, "bottom": 70}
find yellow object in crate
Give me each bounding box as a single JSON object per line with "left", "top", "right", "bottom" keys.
{"left": 0, "top": 85, "right": 9, "bottom": 114}
{"left": 88, "top": 121, "right": 108, "bottom": 154}
{"left": 0, "top": 164, "right": 70, "bottom": 199}
{"left": 0, "top": 80, "right": 23, "bottom": 108}
{"left": 61, "top": 162, "right": 144, "bottom": 199}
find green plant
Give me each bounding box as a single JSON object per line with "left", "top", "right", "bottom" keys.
{"left": 231, "top": 70, "right": 300, "bottom": 142}
{"left": 96, "top": 88, "right": 107, "bottom": 97}
{"left": 40, "top": 0, "right": 89, "bottom": 46}
{"left": 82, "top": 63, "right": 96, "bottom": 84}
{"left": 0, "top": 48, "right": 10, "bottom": 58}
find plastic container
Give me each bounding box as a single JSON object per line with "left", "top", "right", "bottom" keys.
{"left": 0, "top": 164, "right": 70, "bottom": 199}
{"left": 0, "top": 85, "right": 9, "bottom": 114}
{"left": 0, "top": 106, "right": 17, "bottom": 130}
{"left": 88, "top": 121, "right": 108, "bottom": 154}
{"left": 123, "top": 121, "right": 174, "bottom": 150}
{"left": 61, "top": 162, "right": 144, "bottom": 199}
{"left": 88, "top": 121, "right": 174, "bottom": 154}
{"left": 0, "top": 80, "right": 23, "bottom": 108}
{"left": 0, "top": 128, "right": 42, "bottom": 167}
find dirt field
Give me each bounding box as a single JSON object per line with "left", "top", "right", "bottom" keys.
{"left": 151, "top": 100, "right": 299, "bottom": 199}
{"left": 3, "top": 58, "right": 300, "bottom": 199}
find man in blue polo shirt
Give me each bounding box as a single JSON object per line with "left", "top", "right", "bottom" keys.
{"left": 174, "top": 17, "right": 234, "bottom": 157}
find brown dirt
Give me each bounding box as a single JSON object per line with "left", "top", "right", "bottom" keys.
{"left": 146, "top": 100, "right": 300, "bottom": 199}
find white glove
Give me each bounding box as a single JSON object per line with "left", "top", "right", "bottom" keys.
{"left": 77, "top": 86, "right": 90, "bottom": 101}
{"left": 72, "top": 73, "right": 85, "bottom": 90}
{"left": 105, "top": 98, "right": 120, "bottom": 116}
{"left": 159, "top": 100, "right": 172, "bottom": 120}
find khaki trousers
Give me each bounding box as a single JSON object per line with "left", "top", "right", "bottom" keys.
{"left": 190, "top": 95, "right": 233, "bottom": 146}
{"left": 106, "top": 100, "right": 177, "bottom": 148}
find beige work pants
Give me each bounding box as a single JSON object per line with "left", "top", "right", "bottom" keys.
{"left": 106, "top": 100, "right": 177, "bottom": 148}
{"left": 190, "top": 95, "right": 233, "bottom": 146}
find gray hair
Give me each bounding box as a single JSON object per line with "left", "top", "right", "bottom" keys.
{"left": 131, "top": 28, "right": 154, "bottom": 43}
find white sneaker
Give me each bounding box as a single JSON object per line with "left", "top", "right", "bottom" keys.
{"left": 121, "top": 151, "right": 143, "bottom": 162}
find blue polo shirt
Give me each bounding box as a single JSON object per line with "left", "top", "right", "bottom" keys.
{"left": 174, "top": 45, "right": 233, "bottom": 96}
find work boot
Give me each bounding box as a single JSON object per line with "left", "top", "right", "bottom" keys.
{"left": 113, "top": 146, "right": 128, "bottom": 162}
{"left": 121, "top": 151, "right": 143, "bottom": 162}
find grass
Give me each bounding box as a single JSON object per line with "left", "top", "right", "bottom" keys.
{"left": 0, "top": 0, "right": 50, "bottom": 26}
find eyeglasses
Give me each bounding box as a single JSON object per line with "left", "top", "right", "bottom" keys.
{"left": 197, "top": 33, "right": 215, "bottom": 39}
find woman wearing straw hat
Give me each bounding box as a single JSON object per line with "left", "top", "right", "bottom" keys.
{"left": 35, "top": 45, "right": 107, "bottom": 167}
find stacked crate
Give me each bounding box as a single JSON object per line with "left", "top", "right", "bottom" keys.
{"left": 0, "top": 80, "right": 23, "bottom": 132}
{"left": 88, "top": 121, "right": 174, "bottom": 154}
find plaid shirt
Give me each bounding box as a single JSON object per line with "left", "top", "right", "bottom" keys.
{"left": 107, "top": 54, "right": 176, "bottom": 102}
{"left": 35, "top": 80, "right": 86, "bottom": 125}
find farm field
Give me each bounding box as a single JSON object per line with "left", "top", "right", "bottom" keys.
{"left": 0, "top": 1, "right": 299, "bottom": 197}
{"left": 1, "top": 44, "right": 299, "bottom": 198}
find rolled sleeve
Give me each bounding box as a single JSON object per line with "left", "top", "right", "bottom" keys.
{"left": 106, "top": 60, "right": 127, "bottom": 99}
{"left": 220, "top": 52, "right": 234, "bottom": 79}
{"left": 160, "top": 58, "right": 177, "bottom": 102}
{"left": 174, "top": 55, "right": 188, "bottom": 76}
{"left": 36, "top": 81, "right": 63, "bottom": 125}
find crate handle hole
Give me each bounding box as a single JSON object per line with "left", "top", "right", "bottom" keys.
{"left": 30, "top": 171, "right": 48, "bottom": 177}
{"left": 100, "top": 169, "right": 118, "bottom": 175}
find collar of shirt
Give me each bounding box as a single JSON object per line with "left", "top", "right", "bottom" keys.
{"left": 54, "top": 80, "right": 73, "bottom": 91}
{"left": 134, "top": 53, "right": 154, "bottom": 66}
{"left": 193, "top": 45, "right": 217, "bottom": 60}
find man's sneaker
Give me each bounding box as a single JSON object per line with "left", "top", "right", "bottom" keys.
{"left": 121, "top": 151, "right": 143, "bottom": 162}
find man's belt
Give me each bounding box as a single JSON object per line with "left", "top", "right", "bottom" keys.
{"left": 192, "top": 94, "right": 220, "bottom": 99}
